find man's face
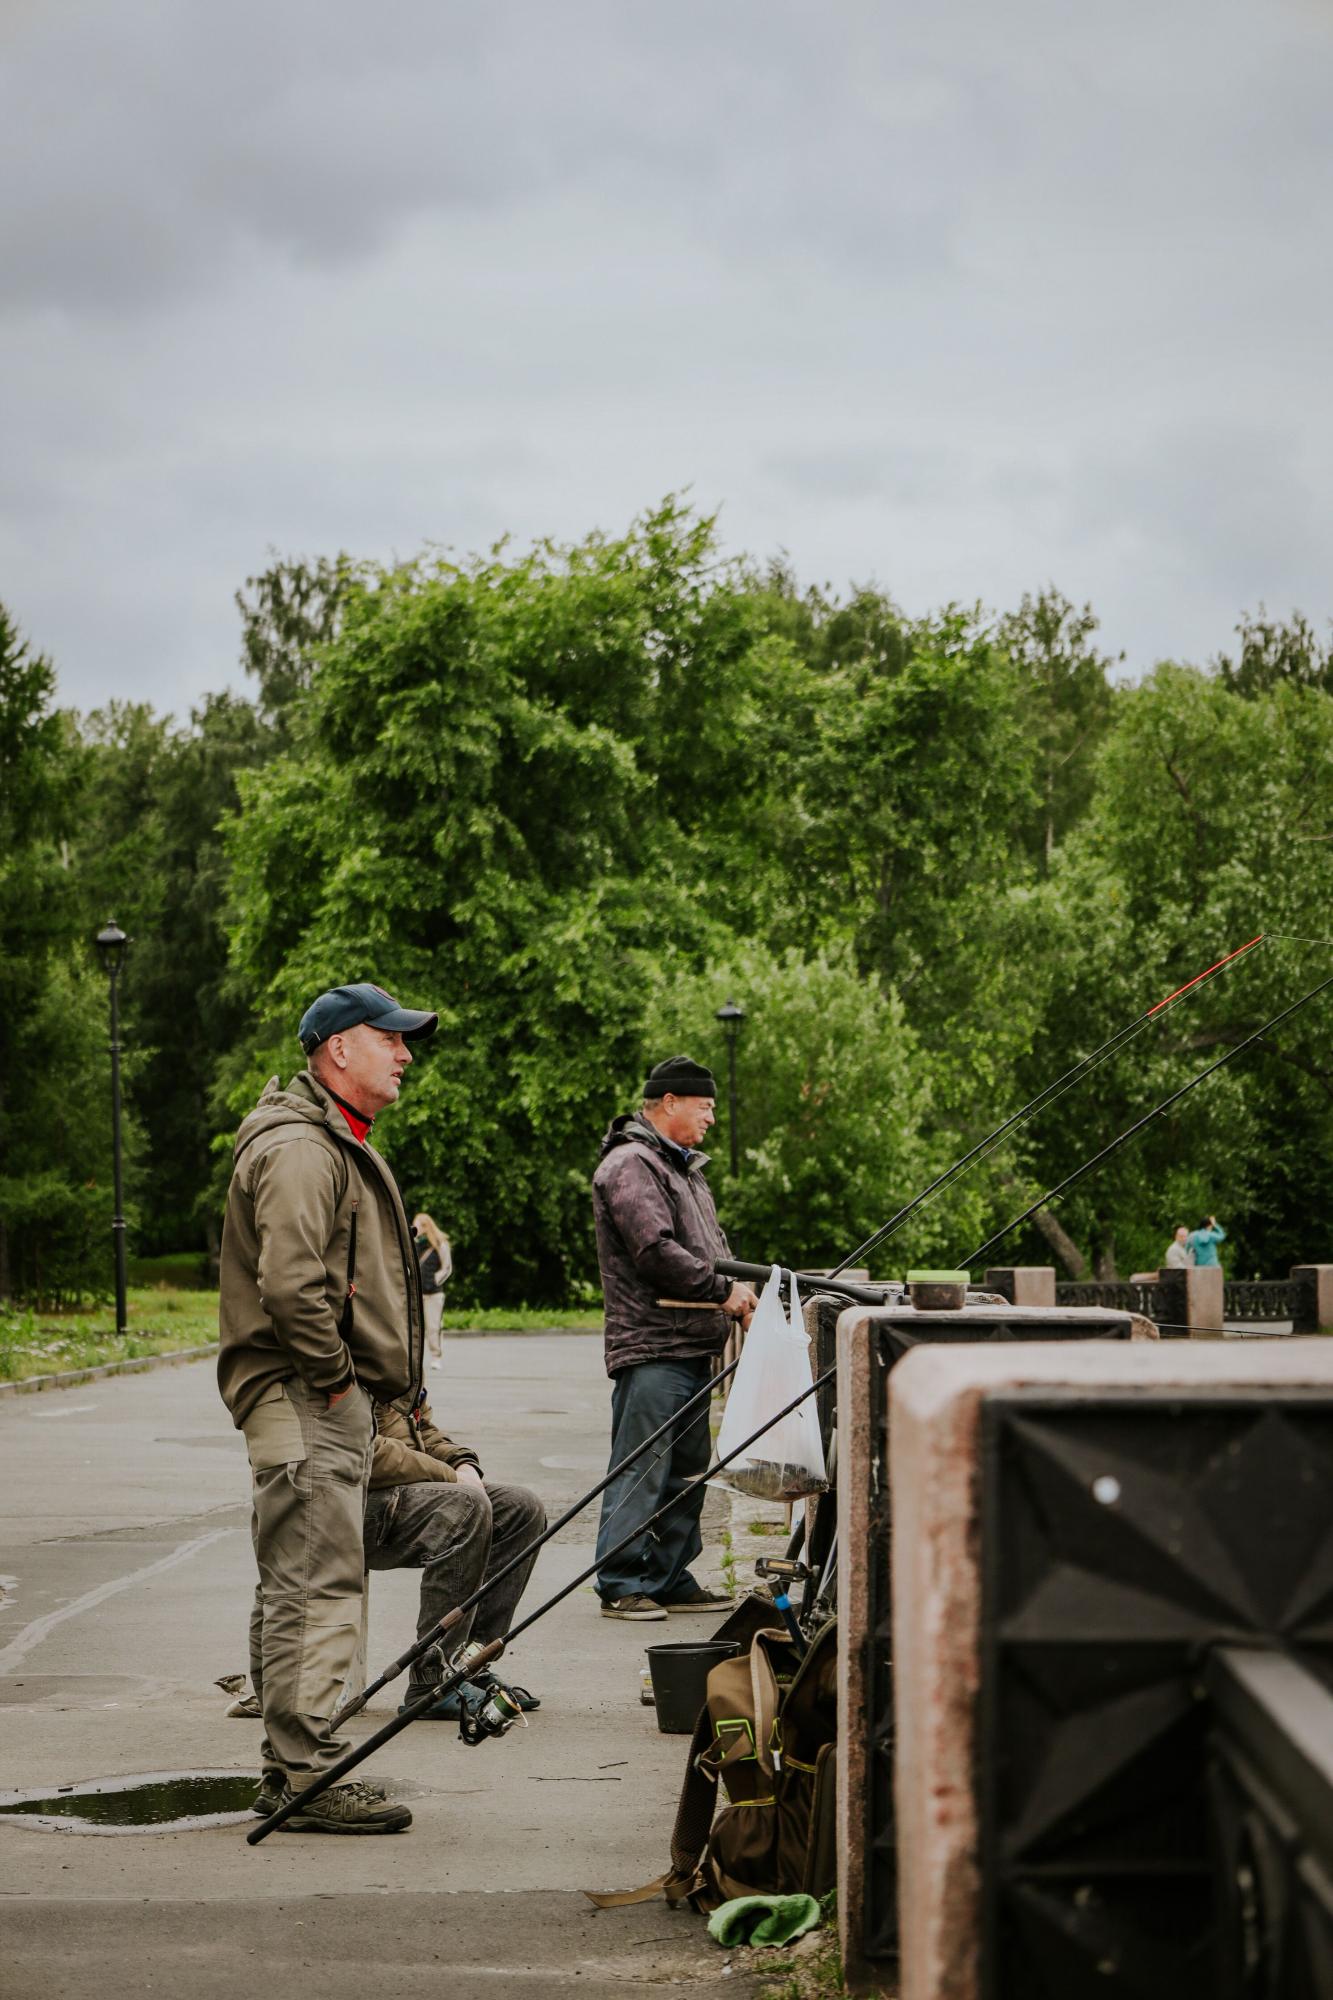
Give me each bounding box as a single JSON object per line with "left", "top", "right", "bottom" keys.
{"left": 328, "top": 1022, "right": 413, "bottom": 1114}
{"left": 1175, "top": 1226, "right": 1189, "bottom": 1245}
{"left": 656, "top": 1093, "right": 715, "bottom": 1148}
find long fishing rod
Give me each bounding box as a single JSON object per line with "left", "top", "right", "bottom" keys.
{"left": 963, "top": 964, "right": 1333, "bottom": 1268}
{"left": 249, "top": 1360, "right": 836, "bottom": 1845}
{"left": 826, "top": 933, "right": 1267, "bottom": 1279}
{"left": 335, "top": 1349, "right": 743, "bottom": 1725}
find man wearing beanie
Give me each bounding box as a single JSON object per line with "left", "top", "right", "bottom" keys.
{"left": 590, "top": 1056, "right": 758, "bottom": 1618}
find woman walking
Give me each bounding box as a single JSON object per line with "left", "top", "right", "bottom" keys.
{"left": 413, "top": 1212, "right": 453, "bottom": 1371}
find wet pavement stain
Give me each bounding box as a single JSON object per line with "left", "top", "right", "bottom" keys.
{"left": 0, "top": 1770, "right": 257, "bottom": 1833}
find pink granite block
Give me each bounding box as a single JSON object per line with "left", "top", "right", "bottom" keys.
{"left": 890, "top": 1339, "right": 1333, "bottom": 2000}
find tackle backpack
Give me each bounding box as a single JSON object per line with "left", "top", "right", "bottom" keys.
{"left": 591, "top": 1598, "right": 838, "bottom": 1914}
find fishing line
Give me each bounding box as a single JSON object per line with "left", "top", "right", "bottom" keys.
{"left": 829, "top": 933, "right": 1267, "bottom": 1277}
{"left": 962, "top": 963, "right": 1333, "bottom": 1268}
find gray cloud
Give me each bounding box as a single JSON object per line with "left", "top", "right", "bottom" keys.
{"left": 2, "top": 0, "right": 1331, "bottom": 711}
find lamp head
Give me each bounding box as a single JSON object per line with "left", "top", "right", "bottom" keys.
{"left": 96, "top": 920, "right": 129, "bottom": 976}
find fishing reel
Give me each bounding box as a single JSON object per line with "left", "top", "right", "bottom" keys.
{"left": 446, "top": 1639, "right": 527, "bottom": 1749}
{"left": 457, "top": 1674, "right": 526, "bottom": 1746}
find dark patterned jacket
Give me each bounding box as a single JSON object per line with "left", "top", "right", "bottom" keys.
{"left": 592, "top": 1113, "right": 731, "bottom": 1376}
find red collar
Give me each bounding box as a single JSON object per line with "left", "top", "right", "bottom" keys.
{"left": 327, "top": 1088, "right": 374, "bottom": 1145}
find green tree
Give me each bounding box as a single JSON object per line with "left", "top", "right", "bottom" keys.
{"left": 69, "top": 692, "right": 275, "bottom": 1254}
{"left": 220, "top": 503, "right": 807, "bottom": 1303}
{"left": 986, "top": 664, "right": 1333, "bottom": 1279}
{"left": 236, "top": 555, "right": 355, "bottom": 733}
{"left": 1214, "top": 607, "right": 1333, "bottom": 698}
{"left": 638, "top": 945, "right": 963, "bottom": 1274}
{"left": 0, "top": 604, "right": 127, "bottom": 1301}
{"left": 996, "top": 588, "right": 1119, "bottom": 871}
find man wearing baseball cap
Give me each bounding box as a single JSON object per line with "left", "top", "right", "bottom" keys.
{"left": 591, "top": 1056, "right": 758, "bottom": 1619}
{"left": 218, "top": 980, "right": 437, "bottom": 1833}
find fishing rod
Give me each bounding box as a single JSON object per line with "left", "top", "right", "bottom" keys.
{"left": 826, "top": 934, "right": 1267, "bottom": 1279}
{"left": 335, "top": 1349, "right": 744, "bottom": 1725}
{"left": 964, "top": 963, "right": 1333, "bottom": 1268}
{"left": 249, "top": 1361, "right": 836, "bottom": 1845}
{"left": 715, "top": 1257, "right": 894, "bottom": 1305}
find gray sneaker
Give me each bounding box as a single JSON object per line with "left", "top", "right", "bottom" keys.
{"left": 600, "top": 1594, "right": 668, "bottom": 1621}
{"left": 251, "top": 1768, "right": 286, "bottom": 1817}
{"left": 278, "top": 1778, "right": 412, "bottom": 1835}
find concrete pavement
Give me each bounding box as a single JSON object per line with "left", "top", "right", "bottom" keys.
{"left": 0, "top": 1335, "right": 764, "bottom": 1998}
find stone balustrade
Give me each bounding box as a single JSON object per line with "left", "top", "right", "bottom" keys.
{"left": 983, "top": 1262, "right": 1333, "bottom": 1334}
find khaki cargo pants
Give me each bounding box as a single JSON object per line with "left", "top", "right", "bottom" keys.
{"left": 242, "top": 1377, "right": 373, "bottom": 1781}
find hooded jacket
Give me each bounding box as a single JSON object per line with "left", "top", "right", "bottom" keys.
{"left": 217, "top": 1070, "right": 423, "bottom": 1428}
{"left": 592, "top": 1112, "right": 731, "bottom": 1376}
{"left": 369, "top": 1395, "right": 482, "bottom": 1490}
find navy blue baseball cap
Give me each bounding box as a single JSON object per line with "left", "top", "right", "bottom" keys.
{"left": 298, "top": 982, "right": 438, "bottom": 1055}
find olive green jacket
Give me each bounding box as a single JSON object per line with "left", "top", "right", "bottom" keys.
{"left": 217, "top": 1071, "right": 423, "bottom": 1428}
{"left": 369, "top": 1396, "right": 482, "bottom": 1490}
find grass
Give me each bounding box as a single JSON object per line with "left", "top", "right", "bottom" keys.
{"left": 753, "top": 1895, "right": 896, "bottom": 2000}
{"left": 0, "top": 1287, "right": 222, "bottom": 1383}
{"left": 0, "top": 1289, "right": 603, "bottom": 1384}
{"left": 440, "top": 1307, "right": 603, "bottom": 1333}
{"left": 718, "top": 1526, "right": 738, "bottom": 1598}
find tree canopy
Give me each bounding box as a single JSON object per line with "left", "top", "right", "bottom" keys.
{"left": 4, "top": 504, "right": 1330, "bottom": 1303}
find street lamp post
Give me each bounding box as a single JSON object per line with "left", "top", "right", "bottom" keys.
{"left": 714, "top": 1000, "right": 746, "bottom": 1177}
{"left": 95, "top": 920, "right": 130, "bottom": 1337}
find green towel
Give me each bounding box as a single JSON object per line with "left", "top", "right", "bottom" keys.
{"left": 707, "top": 1893, "right": 822, "bottom": 1947}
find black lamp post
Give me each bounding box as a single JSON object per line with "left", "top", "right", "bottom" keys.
{"left": 95, "top": 920, "right": 130, "bottom": 1337}
{"left": 714, "top": 1000, "right": 745, "bottom": 1177}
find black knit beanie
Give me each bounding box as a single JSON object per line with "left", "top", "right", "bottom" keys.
{"left": 643, "top": 1055, "right": 718, "bottom": 1099}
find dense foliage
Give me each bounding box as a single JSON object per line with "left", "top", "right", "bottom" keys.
{"left": 3, "top": 506, "right": 1330, "bottom": 1304}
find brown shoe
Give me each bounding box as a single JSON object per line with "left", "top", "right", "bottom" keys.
{"left": 251, "top": 1768, "right": 286, "bottom": 1817}
{"left": 662, "top": 1587, "right": 734, "bottom": 1614}
{"left": 278, "top": 1778, "right": 412, "bottom": 1834}
{"left": 600, "top": 1594, "right": 668, "bottom": 1621}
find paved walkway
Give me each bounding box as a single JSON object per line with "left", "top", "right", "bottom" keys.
{"left": 0, "top": 1335, "right": 760, "bottom": 1998}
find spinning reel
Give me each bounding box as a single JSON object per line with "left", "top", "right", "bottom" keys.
{"left": 446, "top": 1639, "right": 528, "bottom": 1748}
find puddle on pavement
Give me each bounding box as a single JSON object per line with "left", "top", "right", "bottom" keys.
{"left": 0, "top": 1770, "right": 256, "bottom": 1834}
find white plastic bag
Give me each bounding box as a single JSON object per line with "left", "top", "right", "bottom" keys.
{"left": 714, "top": 1266, "right": 828, "bottom": 1501}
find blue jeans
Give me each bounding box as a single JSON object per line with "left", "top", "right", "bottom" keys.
{"left": 594, "top": 1356, "right": 714, "bottom": 1603}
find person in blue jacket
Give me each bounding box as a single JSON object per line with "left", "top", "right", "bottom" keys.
{"left": 1188, "top": 1215, "right": 1227, "bottom": 1269}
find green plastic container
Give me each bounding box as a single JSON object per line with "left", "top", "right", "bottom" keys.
{"left": 905, "top": 1269, "right": 969, "bottom": 1310}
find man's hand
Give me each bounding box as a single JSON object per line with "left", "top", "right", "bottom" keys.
{"left": 722, "top": 1282, "right": 758, "bottom": 1328}
{"left": 455, "top": 1462, "right": 485, "bottom": 1489}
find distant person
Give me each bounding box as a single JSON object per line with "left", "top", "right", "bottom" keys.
{"left": 218, "top": 980, "right": 437, "bottom": 1835}
{"left": 1188, "top": 1215, "right": 1227, "bottom": 1271}
{"left": 1164, "top": 1225, "right": 1193, "bottom": 1270}
{"left": 591, "top": 1055, "right": 757, "bottom": 1621}
{"left": 413, "top": 1212, "right": 452, "bottom": 1371}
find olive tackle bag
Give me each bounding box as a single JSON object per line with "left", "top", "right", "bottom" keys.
{"left": 588, "top": 1602, "right": 838, "bottom": 1914}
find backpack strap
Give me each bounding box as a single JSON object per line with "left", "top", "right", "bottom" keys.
{"left": 585, "top": 1700, "right": 718, "bottom": 1908}
{"left": 749, "top": 1632, "right": 783, "bottom": 1777}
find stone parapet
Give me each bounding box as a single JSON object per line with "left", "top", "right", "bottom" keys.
{"left": 890, "top": 1338, "right": 1333, "bottom": 2000}
{"left": 1290, "top": 1263, "right": 1333, "bottom": 1332}
{"left": 982, "top": 1266, "right": 1055, "bottom": 1306}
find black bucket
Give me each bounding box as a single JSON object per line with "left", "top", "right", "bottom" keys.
{"left": 645, "top": 1639, "right": 739, "bottom": 1734}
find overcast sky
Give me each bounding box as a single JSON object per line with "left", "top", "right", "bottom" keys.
{"left": 3, "top": 0, "right": 1331, "bottom": 717}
